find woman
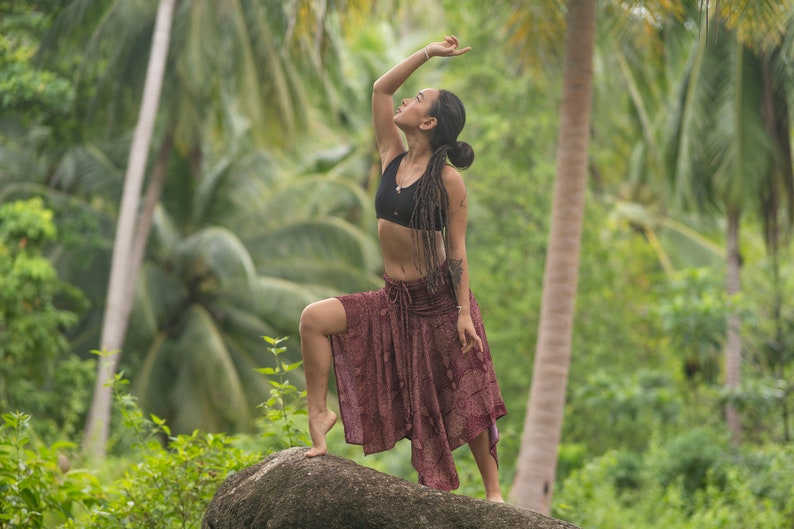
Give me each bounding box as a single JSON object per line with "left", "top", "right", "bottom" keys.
{"left": 299, "top": 35, "right": 507, "bottom": 501}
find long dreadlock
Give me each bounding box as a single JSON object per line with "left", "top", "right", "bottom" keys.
{"left": 408, "top": 90, "right": 474, "bottom": 293}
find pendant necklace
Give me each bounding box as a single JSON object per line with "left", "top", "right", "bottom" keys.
{"left": 396, "top": 163, "right": 424, "bottom": 194}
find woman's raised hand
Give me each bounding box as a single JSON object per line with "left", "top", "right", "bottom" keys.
{"left": 426, "top": 35, "right": 471, "bottom": 59}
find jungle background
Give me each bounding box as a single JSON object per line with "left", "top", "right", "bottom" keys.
{"left": 2, "top": 0, "right": 794, "bottom": 527}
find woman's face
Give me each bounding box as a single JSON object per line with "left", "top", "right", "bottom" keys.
{"left": 393, "top": 88, "right": 439, "bottom": 131}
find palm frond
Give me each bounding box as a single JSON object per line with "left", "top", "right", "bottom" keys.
{"left": 193, "top": 156, "right": 233, "bottom": 225}
{"left": 130, "top": 261, "right": 187, "bottom": 338}
{"left": 168, "top": 303, "right": 251, "bottom": 433}
{"left": 716, "top": 0, "right": 794, "bottom": 55}
{"left": 506, "top": 0, "right": 568, "bottom": 70}
{"left": 50, "top": 143, "right": 124, "bottom": 199}
{"left": 610, "top": 200, "right": 724, "bottom": 271}
{"left": 262, "top": 261, "right": 382, "bottom": 293}
{"left": 177, "top": 226, "right": 257, "bottom": 286}
{"left": 132, "top": 328, "right": 171, "bottom": 413}
{"left": 664, "top": 34, "right": 716, "bottom": 211}
{"left": 234, "top": 275, "right": 333, "bottom": 334}
{"left": 150, "top": 204, "right": 182, "bottom": 260}
{"left": 256, "top": 176, "right": 373, "bottom": 226}
{"left": 43, "top": 0, "right": 158, "bottom": 133}
{"left": 213, "top": 300, "right": 279, "bottom": 345}
{"left": 708, "top": 36, "right": 773, "bottom": 211}
{"left": 249, "top": 217, "right": 381, "bottom": 272}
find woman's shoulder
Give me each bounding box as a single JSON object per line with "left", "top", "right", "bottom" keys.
{"left": 441, "top": 163, "right": 464, "bottom": 185}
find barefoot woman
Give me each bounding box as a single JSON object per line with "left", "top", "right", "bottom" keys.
{"left": 299, "top": 35, "right": 507, "bottom": 501}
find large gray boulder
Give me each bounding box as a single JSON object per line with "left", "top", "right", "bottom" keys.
{"left": 202, "top": 447, "right": 580, "bottom": 529}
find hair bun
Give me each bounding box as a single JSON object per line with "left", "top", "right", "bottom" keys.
{"left": 448, "top": 140, "right": 474, "bottom": 169}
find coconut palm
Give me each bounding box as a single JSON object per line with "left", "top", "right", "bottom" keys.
{"left": 499, "top": 0, "right": 648, "bottom": 512}
{"left": 590, "top": 1, "right": 735, "bottom": 275}
{"left": 508, "top": 0, "right": 597, "bottom": 514}
{"left": 79, "top": 0, "right": 177, "bottom": 462}
{"left": 37, "top": 0, "right": 376, "bottom": 458}
{"left": 664, "top": 16, "right": 794, "bottom": 442}
{"left": 47, "top": 0, "right": 179, "bottom": 460}
{"left": 590, "top": 1, "right": 794, "bottom": 444}
{"left": 126, "top": 142, "right": 381, "bottom": 434}
{"left": 506, "top": 0, "right": 794, "bottom": 511}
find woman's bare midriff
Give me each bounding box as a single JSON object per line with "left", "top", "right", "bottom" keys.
{"left": 378, "top": 218, "right": 446, "bottom": 281}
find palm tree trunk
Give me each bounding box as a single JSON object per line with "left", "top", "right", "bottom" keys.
{"left": 510, "top": 0, "right": 596, "bottom": 514}
{"left": 725, "top": 209, "right": 742, "bottom": 444}
{"left": 82, "top": 0, "right": 177, "bottom": 461}
{"left": 771, "top": 249, "right": 790, "bottom": 442}
{"left": 130, "top": 130, "right": 174, "bottom": 268}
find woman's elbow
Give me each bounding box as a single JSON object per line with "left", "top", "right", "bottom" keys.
{"left": 372, "top": 80, "right": 387, "bottom": 96}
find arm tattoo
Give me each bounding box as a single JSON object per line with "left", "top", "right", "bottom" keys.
{"left": 448, "top": 258, "right": 464, "bottom": 293}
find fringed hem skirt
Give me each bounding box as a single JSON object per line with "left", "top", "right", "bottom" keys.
{"left": 330, "top": 263, "right": 507, "bottom": 491}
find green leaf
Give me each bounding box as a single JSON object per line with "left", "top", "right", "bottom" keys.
{"left": 281, "top": 360, "right": 303, "bottom": 373}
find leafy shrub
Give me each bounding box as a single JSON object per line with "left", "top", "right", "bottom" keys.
{"left": 71, "top": 427, "right": 258, "bottom": 529}
{"left": 0, "top": 198, "right": 90, "bottom": 441}
{"left": 610, "top": 450, "right": 643, "bottom": 494}
{"left": 655, "top": 429, "right": 729, "bottom": 498}
{"left": 68, "top": 370, "right": 260, "bottom": 529}
{"left": 556, "top": 442, "right": 588, "bottom": 484}
{"left": 567, "top": 369, "right": 683, "bottom": 453}
{"left": 0, "top": 334, "right": 320, "bottom": 528}
{"left": 0, "top": 411, "right": 100, "bottom": 529}
{"left": 254, "top": 336, "right": 309, "bottom": 451}
{"left": 554, "top": 433, "right": 794, "bottom": 529}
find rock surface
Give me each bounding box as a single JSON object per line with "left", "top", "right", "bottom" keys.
{"left": 202, "top": 447, "right": 581, "bottom": 529}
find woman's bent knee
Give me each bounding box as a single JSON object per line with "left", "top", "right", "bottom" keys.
{"left": 300, "top": 299, "right": 346, "bottom": 337}
{"left": 299, "top": 302, "right": 322, "bottom": 335}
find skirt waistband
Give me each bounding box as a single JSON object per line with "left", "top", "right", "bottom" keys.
{"left": 384, "top": 261, "right": 455, "bottom": 317}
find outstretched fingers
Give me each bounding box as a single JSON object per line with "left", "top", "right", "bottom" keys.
{"left": 444, "top": 34, "right": 471, "bottom": 55}
{"left": 428, "top": 35, "right": 471, "bottom": 58}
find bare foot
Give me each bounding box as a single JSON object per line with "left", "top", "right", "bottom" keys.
{"left": 487, "top": 494, "right": 505, "bottom": 503}
{"left": 305, "top": 410, "right": 337, "bottom": 457}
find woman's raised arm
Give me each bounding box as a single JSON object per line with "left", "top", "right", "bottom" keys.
{"left": 372, "top": 36, "right": 471, "bottom": 166}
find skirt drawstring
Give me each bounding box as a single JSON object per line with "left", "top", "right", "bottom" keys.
{"left": 386, "top": 278, "right": 414, "bottom": 421}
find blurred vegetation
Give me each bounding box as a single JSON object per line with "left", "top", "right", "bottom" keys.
{"left": 1, "top": 0, "right": 793, "bottom": 527}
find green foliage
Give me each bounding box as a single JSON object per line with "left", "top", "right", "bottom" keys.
{"left": 655, "top": 268, "right": 728, "bottom": 384}
{"left": 0, "top": 365, "right": 266, "bottom": 529}
{"left": 0, "top": 3, "right": 74, "bottom": 126}
{"left": 0, "top": 411, "right": 100, "bottom": 529}
{"left": 0, "top": 62, "right": 73, "bottom": 118}
{"left": 7, "top": 354, "right": 95, "bottom": 442}
{"left": 655, "top": 429, "right": 728, "bottom": 497}
{"left": 75, "top": 373, "right": 259, "bottom": 529}
{"left": 254, "top": 336, "right": 310, "bottom": 450}
{"left": 0, "top": 197, "right": 56, "bottom": 245}
{"left": 737, "top": 249, "right": 794, "bottom": 442}
{"left": 0, "top": 198, "right": 89, "bottom": 439}
{"left": 121, "top": 139, "right": 380, "bottom": 434}
{"left": 74, "top": 429, "right": 256, "bottom": 529}
{"left": 568, "top": 369, "right": 683, "bottom": 455}
{"left": 554, "top": 432, "right": 794, "bottom": 529}
{"left": 2, "top": 0, "right": 794, "bottom": 523}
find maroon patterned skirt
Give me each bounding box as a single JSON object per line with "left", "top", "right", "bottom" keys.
{"left": 330, "top": 263, "right": 507, "bottom": 491}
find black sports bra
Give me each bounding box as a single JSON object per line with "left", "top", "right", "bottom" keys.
{"left": 374, "top": 152, "right": 444, "bottom": 230}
